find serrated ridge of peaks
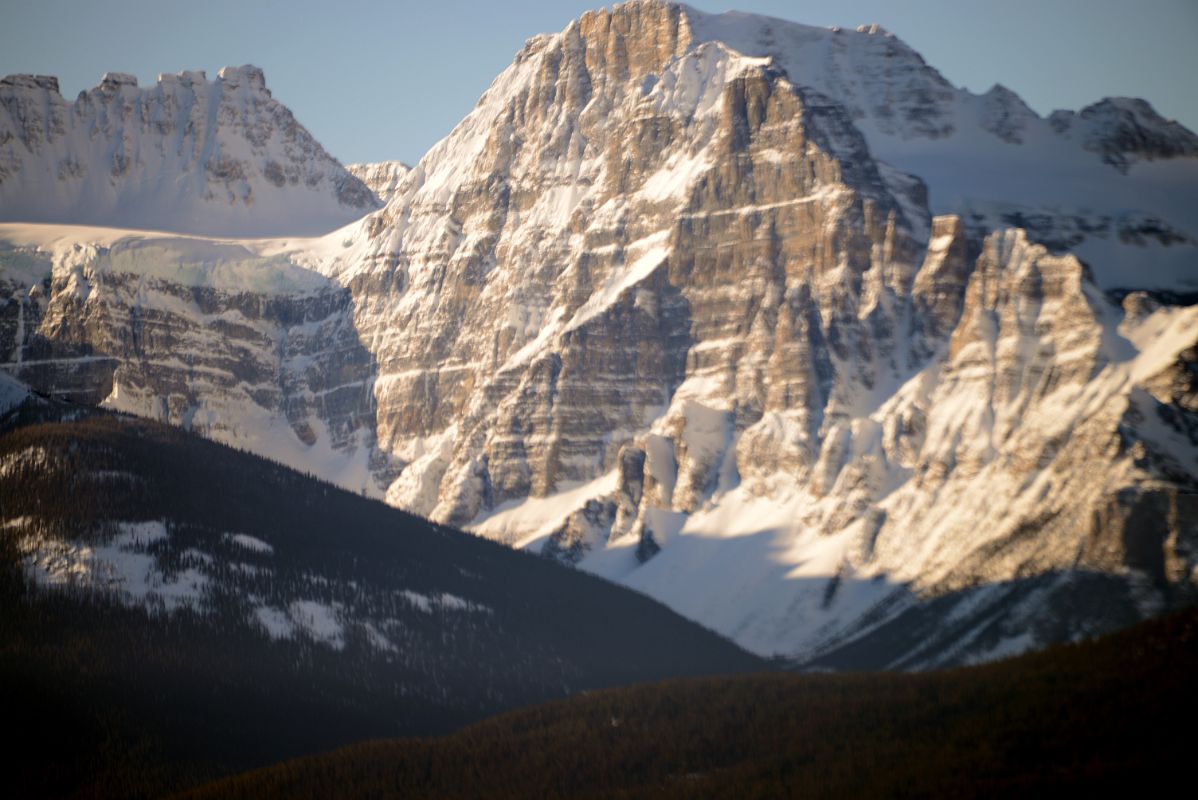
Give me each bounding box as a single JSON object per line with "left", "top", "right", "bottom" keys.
{"left": 0, "top": 74, "right": 61, "bottom": 94}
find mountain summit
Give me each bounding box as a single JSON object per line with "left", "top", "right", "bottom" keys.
{"left": 0, "top": 66, "right": 379, "bottom": 236}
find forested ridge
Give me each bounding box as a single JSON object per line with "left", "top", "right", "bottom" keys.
{"left": 0, "top": 402, "right": 761, "bottom": 798}
{"left": 183, "top": 605, "right": 1198, "bottom": 799}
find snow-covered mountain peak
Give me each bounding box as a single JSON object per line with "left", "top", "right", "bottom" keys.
{"left": 0, "top": 65, "right": 380, "bottom": 236}
{"left": 977, "top": 83, "right": 1039, "bottom": 144}
{"left": 216, "top": 63, "right": 267, "bottom": 90}
{"left": 1049, "top": 96, "right": 1198, "bottom": 171}
{"left": 324, "top": 0, "right": 925, "bottom": 295}
{"left": 683, "top": 2, "right": 958, "bottom": 133}
{"left": 981, "top": 82, "right": 1035, "bottom": 116}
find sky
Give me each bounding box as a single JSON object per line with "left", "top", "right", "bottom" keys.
{"left": 2, "top": 0, "right": 1195, "bottom": 166}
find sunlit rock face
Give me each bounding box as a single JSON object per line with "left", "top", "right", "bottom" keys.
{"left": 336, "top": 2, "right": 924, "bottom": 526}
{"left": 2, "top": 0, "right": 1196, "bottom": 667}
{"left": 346, "top": 161, "right": 411, "bottom": 205}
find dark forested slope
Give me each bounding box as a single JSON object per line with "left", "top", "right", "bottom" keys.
{"left": 0, "top": 399, "right": 762, "bottom": 798}
{"left": 185, "top": 605, "right": 1198, "bottom": 799}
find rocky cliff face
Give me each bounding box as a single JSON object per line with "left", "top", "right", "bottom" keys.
{"left": 346, "top": 161, "right": 412, "bottom": 204}
{"left": 1, "top": 0, "right": 1195, "bottom": 666}
{"left": 0, "top": 233, "right": 387, "bottom": 491}
{"left": 322, "top": 1, "right": 927, "bottom": 525}
{"left": 0, "top": 67, "right": 379, "bottom": 236}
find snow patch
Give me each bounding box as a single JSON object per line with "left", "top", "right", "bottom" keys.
{"left": 16, "top": 520, "right": 209, "bottom": 612}
{"left": 288, "top": 600, "right": 346, "bottom": 649}
{"left": 254, "top": 605, "right": 296, "bottom": 641}
{"left": 471, "top": 470, "right": 619, "bottom": 547}
{"left": 401, "top": 588, "right": 490, "bottom": 615}
{"left": 224, "top": 532, "right": 274, "bottom": 555}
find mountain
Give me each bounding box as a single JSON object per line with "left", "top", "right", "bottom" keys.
{"left": 678, "top": 11, "right": 1198, "bottom": 293}
{"left": 182, "top": 606, "right": 1198, "bottom": 799}
{"left": 0, "top": 67, "right": 380, "bottom": 236}
{"left": 347, "top": 160, "right": 412, "bottom": 204}
{"left": 0, "top": 0, "right": 1195, "bottom": 667}
{"left": 0, "top": 395, "right": 762, "bottom": 797}
{"left": 307, "top": 0, "right": 1198, "bottom": 664}
{"left": 0, "top": 225, "right": 389, "bottom": 490}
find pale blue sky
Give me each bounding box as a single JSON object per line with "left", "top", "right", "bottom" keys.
{"left": 2, "top": 0, "right": 1195, "bottom": 166}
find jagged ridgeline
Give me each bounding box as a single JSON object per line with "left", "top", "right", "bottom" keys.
{"left": 0, "top": 67, "right": 380, "bottom": 235}
{"left": 1, "top": 0, "right": 1196, "bottom": 668}
{"left": 0, "top": 396, "right": 762, "bottom": 797}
